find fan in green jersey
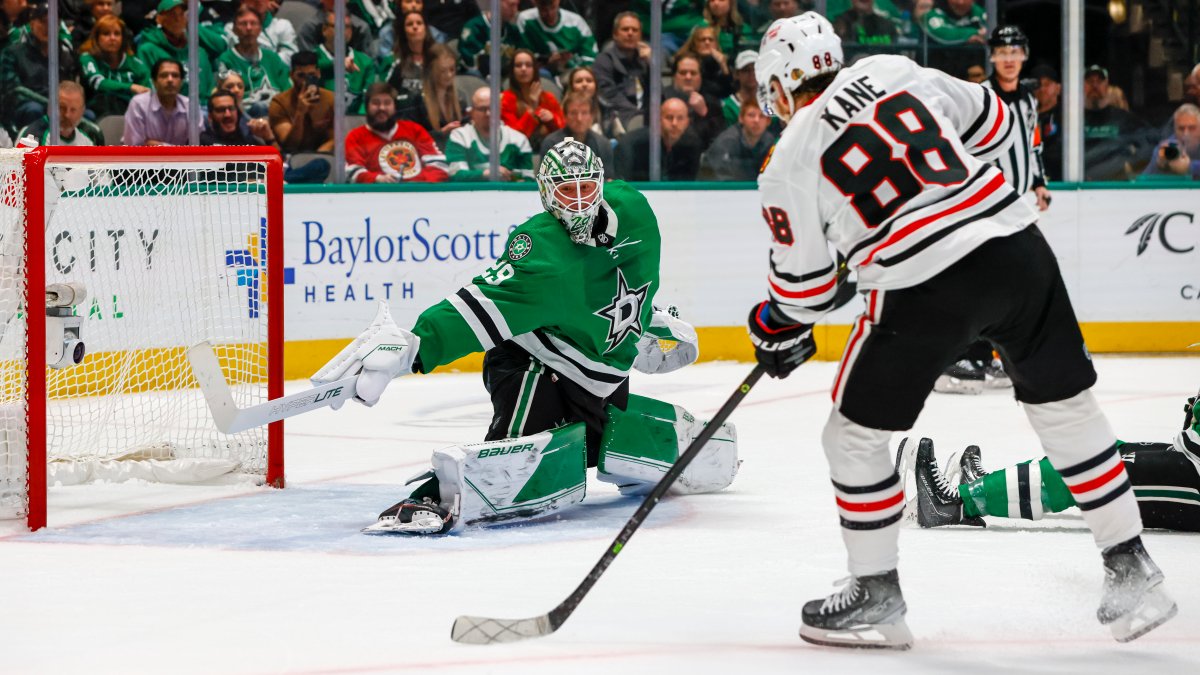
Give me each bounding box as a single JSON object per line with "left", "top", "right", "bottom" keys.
{"left": 312, "top": 139, "right": 740, "bottom": 536}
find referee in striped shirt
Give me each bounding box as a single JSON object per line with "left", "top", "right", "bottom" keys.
{"left": 984, "top": 25, "right": 1052, "bottom": 211}
{"left": 934, "top": 25, "right": 1052, "bottom": 394}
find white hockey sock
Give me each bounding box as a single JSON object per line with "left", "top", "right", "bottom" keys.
{"left": 822, "top": 409, "right": 903, "bottom": 576}
{"left": 1025, "top": 390, "right": 1142, "bottom": 548}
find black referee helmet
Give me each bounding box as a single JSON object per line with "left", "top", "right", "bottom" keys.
{"left": 988, "top": 25, "right": 1029, "bottom": 56}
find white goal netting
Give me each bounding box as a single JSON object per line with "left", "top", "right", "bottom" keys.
{"left": 0, "top": 149, "right": 280, "bottom": 524}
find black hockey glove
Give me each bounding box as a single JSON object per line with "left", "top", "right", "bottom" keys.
{"left": 747, "top": 300, "right": 816, "bottom": 379}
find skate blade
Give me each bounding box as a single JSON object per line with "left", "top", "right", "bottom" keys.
{"left": 1110, "top": 584, "right": 1178, "bottom": 643}
{"left": 799, "top": 618, "right": 914, "bottom": 651}
{"left": 943, "top": 452, "right": 963, "bottom": 486}
{"left": 361, "top": 516, "right": 445, "bottom": 536}
{"left": 933, "top": 375, "right": 983, "bottom": 395}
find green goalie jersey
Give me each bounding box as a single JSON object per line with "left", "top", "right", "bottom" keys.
{"left": 412, "top": 181, "right": 660, "bottom": 397}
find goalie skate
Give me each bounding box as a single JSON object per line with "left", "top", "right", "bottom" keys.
{"left": 1098, "top": 536, "right": 1177, "bottom": 642}
{"left": 362, "top": 498, "right": 455, "bottom": 535}
{"left": 799, "top": 570, "right": 913, "bottom": 650}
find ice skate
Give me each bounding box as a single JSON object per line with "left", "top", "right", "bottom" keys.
{"left": 933, "top": 360, "right": 984, "bottom": 395}
{"left": 983, "top": 358, "right": 1012, "bottom": 389}
{"left": 362, "top": 497, "right": 454, "bottom": 535}
{"left": 914, "top": 438, "right": 984, "bottom": 528}
{"left": 1097, "top": 536, "right": 1177, "bottom": 642}
{"left": 944, "top": 445, "right": 988, "bottom": 486}
{"left": 799, "top": 570, "right": 913, "bottom": 650}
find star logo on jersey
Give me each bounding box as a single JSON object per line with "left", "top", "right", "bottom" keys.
{"left": 594, "top": 269, "right": 650, "bottom": 354}
{"left": 508, "top": 233, "right": 533, "bottom": 260}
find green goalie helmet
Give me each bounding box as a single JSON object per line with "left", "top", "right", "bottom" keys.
{"left": 537, "top": 138, "right": 604, "bottom": 244}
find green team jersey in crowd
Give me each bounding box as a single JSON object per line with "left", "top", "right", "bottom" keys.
{"left": 457, "top": 12, "right": 525, "bottom": 76}
{"left": 80, "top": 53, "right": 152, "bottom": 119}
{"left": 216, "top": 47, "right": 291, "bottom": 111}
{"left": 136, "top": 27, "right": 216, "bottom": 97}
{"left": 516, "top": 7, "right": 597, "bottom": 70}
{"left": 921, "top": 3, "right": 987, "bottom": 44}
{"left": 444, "top": 123, "right": 534, "bottom": 182}
{"left": 411, "top": 181, "right": 661, "bottom": 397}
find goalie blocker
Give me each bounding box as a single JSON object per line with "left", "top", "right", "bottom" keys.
{"left": 370, "top": 394, "right": 739, "bottom": 533}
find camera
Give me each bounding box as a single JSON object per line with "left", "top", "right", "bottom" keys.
{"left": 45, "top": 282, "right": 86, "bottom": 370}
{"left": 1163, "top": 142, "right": 1181, "bottom": 161}
{"left": 303, "top": 73, "right": 321, "bottom": 90}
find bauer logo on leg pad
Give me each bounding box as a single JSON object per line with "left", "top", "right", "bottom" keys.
{"left": 432, "top": 424, "right": 589, "bottom": 527}
{"left": 477, "top": 443, "right": 536, "bottom": 458}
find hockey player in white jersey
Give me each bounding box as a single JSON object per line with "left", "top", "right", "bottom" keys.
{"left": 745, "top": 13, "right": 1176, "bottom": 649}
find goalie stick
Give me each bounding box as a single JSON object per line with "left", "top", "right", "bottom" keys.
{"left": 450, "top": 364, "right": 766, "bottom": 645}
{"left": 187, "top": 341, "right": 358, "bottom": 434}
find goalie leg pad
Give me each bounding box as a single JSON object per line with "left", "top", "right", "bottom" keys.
{"left": 431, "top": 423, "right": 588, "bottom": 527}
{"left": 597, "top": 394, "right": 739, "bottom": 496}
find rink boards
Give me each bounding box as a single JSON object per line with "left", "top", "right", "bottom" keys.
{"left": 279, "top": 185, "right": 1200, "bottom": 377}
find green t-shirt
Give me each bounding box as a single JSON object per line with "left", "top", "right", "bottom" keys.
{"left": 412, "top": 181, "right": 661, "bottom": 396}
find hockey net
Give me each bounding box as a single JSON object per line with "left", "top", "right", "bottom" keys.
{"left": 0, "top": 146, "right": 284, "bottom": 530}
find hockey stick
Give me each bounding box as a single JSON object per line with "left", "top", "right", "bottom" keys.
{"left": 187, "top": 341, "right": 358, "bottom": 434}
{"left": 450, "top": 364, "right": 766, "bottom": 645}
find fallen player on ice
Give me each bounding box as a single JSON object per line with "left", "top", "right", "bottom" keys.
{"left": 899, "top": 390, "right": 1200, "bottom": 533}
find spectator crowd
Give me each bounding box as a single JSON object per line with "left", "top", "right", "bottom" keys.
{"left": 0, "top": 0, "right": 1195, "bottom": 182}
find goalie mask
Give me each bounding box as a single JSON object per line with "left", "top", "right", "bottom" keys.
{"left": 538, "top": 138, "right": 604, "bottom": 244}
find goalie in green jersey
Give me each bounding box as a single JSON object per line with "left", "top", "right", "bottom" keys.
{"left": 312, "top": 138, "right": 739, "bottom": 535}
{"left": 899, "top": 391, "right": 1200, "bottom": 534}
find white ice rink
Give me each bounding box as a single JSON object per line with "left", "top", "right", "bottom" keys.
{"left": 2, "top": 356, "right": 1198, "bottom": 674}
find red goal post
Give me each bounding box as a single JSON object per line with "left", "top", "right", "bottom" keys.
{"left": 2, "top": 146, "right": 285, "bottom": 531}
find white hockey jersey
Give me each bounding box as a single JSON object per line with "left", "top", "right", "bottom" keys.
{"left": 758, "top": 55, "right": 1038, "bottom": 324}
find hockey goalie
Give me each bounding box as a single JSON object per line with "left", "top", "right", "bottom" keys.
{"left": 312, "top": 139, "right": 739, "bottom": 535}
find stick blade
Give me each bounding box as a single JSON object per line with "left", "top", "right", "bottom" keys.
{"left": 450, "top": 614, "right": 554, "bottom": 645}
{"left": 186, "top": 341, "right": 240, "bottom": 433}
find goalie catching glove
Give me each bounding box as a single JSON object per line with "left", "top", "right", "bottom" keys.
{"left": 633, "top": 305, "right": 699, "bottom": 374}
{"left": 311, "top": 302, "right": 420, "bottom": 408}
{"left": 747, "top": 300, "right": 815, "bottom": 379}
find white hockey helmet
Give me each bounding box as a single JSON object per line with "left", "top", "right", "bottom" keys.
{"left": 537, "top": 138, "right": 605, "bottom": 244}
{"left": 755, "top": 12, "right": 843, "bottom": 117}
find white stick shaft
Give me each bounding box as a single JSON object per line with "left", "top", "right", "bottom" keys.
{"left": 187, "top": 341, "right": 357, "bottom": 434}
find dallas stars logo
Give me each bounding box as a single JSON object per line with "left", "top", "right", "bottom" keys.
{"left": 594, "top": 269, "right": 650, "bottom": 354}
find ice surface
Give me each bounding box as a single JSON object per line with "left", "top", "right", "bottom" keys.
{"left": 1, "top": 357, "right": 1198, "bottom": 673}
